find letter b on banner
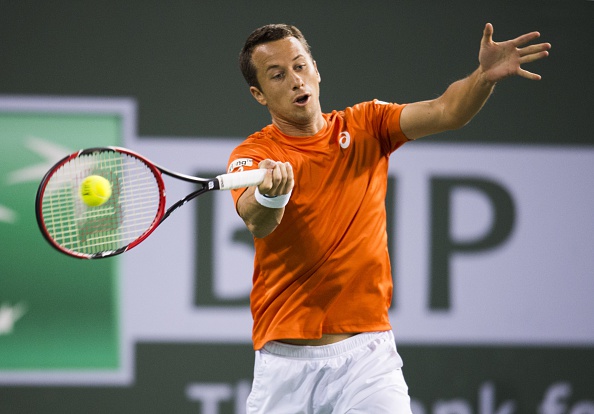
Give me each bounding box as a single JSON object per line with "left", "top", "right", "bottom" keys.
{"left": 429, "top": 177, "right": 515, "bottom": 310}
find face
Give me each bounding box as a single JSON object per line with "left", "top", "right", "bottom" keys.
{"left": 249, "top": 37, "right": 323, "bottom": 134}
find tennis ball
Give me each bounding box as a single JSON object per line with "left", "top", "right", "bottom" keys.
{"left": 80, "top": 175, "right": 112, "bottom": 207}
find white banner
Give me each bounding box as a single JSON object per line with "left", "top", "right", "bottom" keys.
{"left": 123, "top": 137, "right": 594, "bottom": 346}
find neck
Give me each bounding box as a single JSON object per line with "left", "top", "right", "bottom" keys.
{"left": 273, "top": 113, "right": 326, "bottom": 137}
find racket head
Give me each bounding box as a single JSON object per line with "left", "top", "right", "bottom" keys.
{"left": 35, "top": 147, "right": 166, "bottom": 259}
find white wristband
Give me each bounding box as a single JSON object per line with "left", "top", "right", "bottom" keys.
{"left": 254, "top": 187, "right": 292, "bottom": 209}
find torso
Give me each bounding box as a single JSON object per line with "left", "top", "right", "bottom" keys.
{"left": 278, "top": 333, "right": 360, "bottom": 346}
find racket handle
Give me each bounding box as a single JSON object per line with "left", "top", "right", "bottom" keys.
{"left": 217, "top": 169, "right": 267, "bottom": 190}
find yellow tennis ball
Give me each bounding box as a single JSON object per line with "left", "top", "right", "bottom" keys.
{"left": 80, "top": 175, "right": 112, "bottom": 207}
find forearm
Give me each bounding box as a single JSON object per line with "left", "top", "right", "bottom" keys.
{"left": 238, "top": 187, "right": 285, "bottom": 238}
{"left": 401, "top": 67, "right": 497, "bottom": 140}
{"left": 437, "top": 67, "right": 496, "bottom": 130}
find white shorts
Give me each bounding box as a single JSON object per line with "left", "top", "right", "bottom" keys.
{"left": 246, "top": 331, "right": 412, "bottom": 414}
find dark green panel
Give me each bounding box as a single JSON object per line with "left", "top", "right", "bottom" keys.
{"left": 1, "top": 343, "right": 592, "bottom": 413}
{"left": 0, "top": 1, "right": 592, "bottom": 144}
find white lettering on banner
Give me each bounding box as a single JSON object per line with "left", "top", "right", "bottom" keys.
{"left": 539, "top": 383, "right": 594, "bottom": 414}
{"left": 479, "top": 382, "right": 516, "bottom": 414}
{"left": 412, "top": 381, "right": 594, "bottom": 414}
{"left": 429, "top": 383, "right": 514, "bottom": 414}
{"left": 123, "top": 138, "right": 594, "bottom": 346}
{"left": 432, "top": 400, "right": 472, "bottom": 414}
{"left": 186, "top": 381, "right": 250, "bottom": 414}
{"left": 183, "top": 380, "right": 593, "bottom": 414}
{"left": 413, "top": 382, "right": 514, "bottom": 414}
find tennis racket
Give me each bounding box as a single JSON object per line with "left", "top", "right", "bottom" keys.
{"left": 35, "top": 146, "right": 265, "bottom": 259}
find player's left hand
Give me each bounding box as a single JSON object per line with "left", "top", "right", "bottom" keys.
{"left": 478, "top": 23, "right": 551, "bottom": 83}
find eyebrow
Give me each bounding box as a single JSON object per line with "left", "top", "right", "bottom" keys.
{"left": 265, "top": 54, "right": 306, "bottom": 72}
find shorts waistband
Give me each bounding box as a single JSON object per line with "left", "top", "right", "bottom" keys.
{"left": 262, "top": 331, "right": 393, "bottom": 359}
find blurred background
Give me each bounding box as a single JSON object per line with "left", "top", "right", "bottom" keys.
{"left": 1, "top": 1, "right": 593, "bottom": 413}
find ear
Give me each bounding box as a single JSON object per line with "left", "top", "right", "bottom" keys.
{"left": 250, "top": 86, "right": 267, "bottom": 106}
{"left": 313, "top": 60, "right": 321, "bottom": 83}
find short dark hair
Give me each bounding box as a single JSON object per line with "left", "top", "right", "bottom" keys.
{"left": 239, "top": 24, "right": 313, "bottom": 90}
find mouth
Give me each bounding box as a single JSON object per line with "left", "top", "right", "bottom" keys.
{"left": 294, "top": 94, "right": 310, "bottom": 106}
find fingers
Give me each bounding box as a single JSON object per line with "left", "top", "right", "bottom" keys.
{"left": 512, "top": 31, "right": 541, "bottom": 48}
{"left": 518, "top": 43, "right": 551, "bottom": 58}
{"left": 486, "top": 24, "right": 550, "bottom": 52}
{"left": 517, "top": 42, "right": 551, "bottom": 80}
{"left": 258, "top": 159, "right": 277, "bottom": 170}
{"left": 268, "top": 161, "right": 294, "bottom": 196}
{"left": 257, "top": 159, "right": 294, "bottom": 196}
{"left": 519, "top": 49, "right": 550, "bottom": 65}
{"left": 517, "top": 68, "right": 542, "bottom": 81}
{"left": 482, "top": 23, "right": 494, "bottom": 45}
{"left": 480, "top": 22, "right": 550, "bottom": 81}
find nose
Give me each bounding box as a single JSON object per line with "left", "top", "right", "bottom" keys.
{"left": 290, "top": 72, "right": 304, "bottom": 90}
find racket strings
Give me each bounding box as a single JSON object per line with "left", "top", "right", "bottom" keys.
{"left": 41, "top": 151, "right": 162, "bottom": 256}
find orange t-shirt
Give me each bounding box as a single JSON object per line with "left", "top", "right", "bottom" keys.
{"left": 228, "top": 100, "right": 409, "bottom": 350}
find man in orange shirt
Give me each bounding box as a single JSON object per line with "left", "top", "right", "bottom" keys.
{"left": 228, "top": 24, "right": 550, "bottom": 413}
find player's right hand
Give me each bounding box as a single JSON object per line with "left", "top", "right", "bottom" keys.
{"left": 258, "top": 159, "right": 294, "bottom": 198}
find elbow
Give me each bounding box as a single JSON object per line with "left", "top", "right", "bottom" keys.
{"left": 246, "top": 216, "right": 281, "bottom": 239}
{"left": 448, "top": 118, "right": 471, "bottom": 131}
{"left": 442, "top": 110, "right": 472, "bottom": 131}
{"left": 249, "top": 225, "right": 271, "bottom": 239}
{"left": 439, "top": 99, "right": 477, "bottom": 131}
{"left": 248, "top": 225, "right": 276, "bottom": 239}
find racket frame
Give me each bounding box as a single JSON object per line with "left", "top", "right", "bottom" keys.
{"left": 35, "top": 146, "right": 259, "bottom": 259}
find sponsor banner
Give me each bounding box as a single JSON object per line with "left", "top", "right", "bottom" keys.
{"left": 0, "top": 343, "right": 592, "bottom": 413}
{"left": 2, "top": 96, "right": 592, "bottom": 396}
{"left": 124, "top": 137, "right": 594, "bottom": 347}
{"left": 0, "top": 97, "right": 135, "bottom": 384}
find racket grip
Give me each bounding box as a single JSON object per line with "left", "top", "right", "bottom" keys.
{"left": 217, "top": 169, "right": 267, "bottom": 190}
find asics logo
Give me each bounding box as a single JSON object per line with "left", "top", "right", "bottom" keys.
{"left": 339, "top": 131, "right": 351, "bottom": 149}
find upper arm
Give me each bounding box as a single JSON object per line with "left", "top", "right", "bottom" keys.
{"left": 400, "top": 99, "right": 451, "bottom": 141}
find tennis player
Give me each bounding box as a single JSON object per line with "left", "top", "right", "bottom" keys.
{"left": 227, "top": 23, "right": 550, "bottom": 413}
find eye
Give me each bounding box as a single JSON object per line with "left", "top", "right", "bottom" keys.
{"left": 271, "top": 72, "right": 284, "bottom": 80}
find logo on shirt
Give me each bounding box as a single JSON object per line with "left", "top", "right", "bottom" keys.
{"left": 339, "top": 131, "right": 351, "bottom": 149}
{"left": 228, "top": 158, "right": 253, "bottom": 173}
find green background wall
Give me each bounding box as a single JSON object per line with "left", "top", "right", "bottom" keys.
{"left": 1, "top": 0, "right": 592, "bottom": 144}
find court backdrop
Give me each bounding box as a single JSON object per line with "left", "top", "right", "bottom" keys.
{"left": 0, "top": 96, "right": 592, "bottom": 414}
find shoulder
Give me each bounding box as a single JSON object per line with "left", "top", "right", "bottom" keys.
{"left": 345, "top": 100, "right": 406, "bottom": 118}
{"left": 339, "top": 100, "right": 410, "bottom": 150}
{"left": 228, "top": 125, "right": 284, "bottom": 171}
{"left": 333, "top": 100, "right": 406, "bottom": 131}
{"left": 234, "top": 125, "right": 277, "bottom": 151}
{"left": 244, "top": 124, "right": 275, "bottom": 142}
